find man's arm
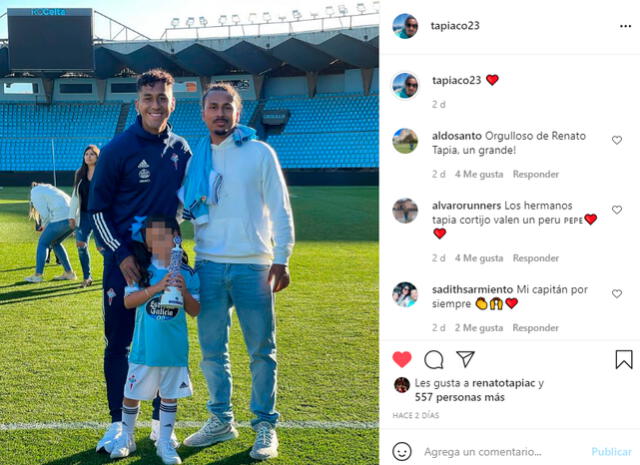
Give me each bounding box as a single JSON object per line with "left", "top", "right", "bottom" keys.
{"left": 261, "top": 144, "right": 295, "bottom": 292}
{"left": 89, "top": 145, "right": 140, "bottom": 283}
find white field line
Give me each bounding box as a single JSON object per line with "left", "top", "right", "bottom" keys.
{"left": 0, "top": 421, "right": 377, "bottom": 431}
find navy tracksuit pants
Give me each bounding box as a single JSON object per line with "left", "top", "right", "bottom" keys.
{"left": 102, "top": 252, "right": 159, "bottom": 422}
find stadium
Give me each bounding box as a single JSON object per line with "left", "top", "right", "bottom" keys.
{"left": 0, "top": 5, "right": 378, "bottom": 465}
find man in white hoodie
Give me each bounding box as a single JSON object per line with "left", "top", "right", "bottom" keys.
{"left": 182, "top": 83, "right": 294, "bottom": 460}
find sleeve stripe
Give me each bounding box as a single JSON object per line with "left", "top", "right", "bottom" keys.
{"left": 93, "top": 212, "right": 120, "bottom": 251}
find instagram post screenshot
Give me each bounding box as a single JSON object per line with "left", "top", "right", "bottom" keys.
{"left": 2, "top": 1, "right": 639, "bottom": 464}
{"left": 0, "top": 1, "right": 378, "bottom": 464}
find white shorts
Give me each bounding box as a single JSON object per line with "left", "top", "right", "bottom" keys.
{"left": 124, "top": 363, "right": 193, "bottom": 400}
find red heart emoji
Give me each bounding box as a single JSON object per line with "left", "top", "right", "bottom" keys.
{"left": 486, "top": 74, "right": 499, "bottom": 85}
{"left": 393, "top": 351, "right": 412, "bottom": 368}
{"left": 584, "top": 214, "right": 597, "bottom": 225}
{"left": 434, "top": 228, "right": 447, "bottom": 239}
{"left": 505, "top": 298, "right": 518, "bottom": 309}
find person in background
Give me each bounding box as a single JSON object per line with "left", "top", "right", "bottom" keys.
{"left": 69, "top": 145, "right": 105, "bottom": 288}
{"left": 25, "top": 182, "right": 76, "bottom": 283}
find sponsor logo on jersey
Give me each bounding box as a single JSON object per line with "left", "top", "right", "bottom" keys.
{"left": 137, "top": 159, "right": 150, "bottom": 169}
{"left": 146, "top": 296, "right": 178, "bottom": 320}
{"left": 170, "top": 153, "right": 179, "bottom": 170}
{"left": 179, "top": 381, "right": 189, "bottom": 389}
{"left": 107, "top": 288, "right": 116, "bottom": 306}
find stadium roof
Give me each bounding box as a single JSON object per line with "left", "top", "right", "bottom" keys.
{"left": 0, "top": 27, "right": 378, "bottom": 78}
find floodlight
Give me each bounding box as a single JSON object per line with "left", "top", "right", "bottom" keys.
{"left": 186, "top": 17, "right": 195, "bottom": 27}
{"left": 292, "top": 10, "right": 302, "bottom": 20}
{"left": 263, "top": 12, "right": 271, "bottom": 23}
{"left": 338, "top": 5, "right": 348, "bottom": 15}
{"left": 249, "top": 13, "right": 257, "bottom": 24}
{"left": 372, "top": 1, "right": 380, "bottom": 12}
{"left": 171, "top": 18, "right": 179, "bottom": 27}
{"left": 219, "top": 15, "right": 228, "bottom": 26}
{"left": 325, "top": 6, "right": 335, "bottom": 17}
{"left": 357, "top": 3, "right": 366, "bottom": 13}
{"left": 199, "top": 16, "right": 208, "bottom": 26}
{"left": 232, "top": 14, "right": 240, "bottom": 25}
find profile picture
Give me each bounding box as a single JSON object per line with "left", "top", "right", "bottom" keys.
{"left": 392, "top": 282, "right": 418, "bottom": 307}
{"left": 394, "top": 377, "right": 411, "bottom": 393}
{"left": 393, "top": 14, "right": 418, "bottom": 39}
{"left": 393, "top": 73, "right": 418, "bottom": 99}
{"left": 392, "top": 198, "right": 418, "bottom": 224}
{"left": 393, "top": 128, "right": 418, "bottom": 154}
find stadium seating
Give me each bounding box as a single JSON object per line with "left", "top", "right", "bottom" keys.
{"left": 0, "top": 102, "right": 119, "bottom": 171}
{"left": 264, "top": 92, "right": 378, "bottom": 169}
{"left": 0, "top": 93, "right": 378, "bottom": 171}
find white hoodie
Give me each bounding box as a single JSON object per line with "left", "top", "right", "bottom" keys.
{"left": 30, "top": 184, "right": 71, "bottom": 227}
{"left": 193, "top": 136, "right": 294, "bottom": 265}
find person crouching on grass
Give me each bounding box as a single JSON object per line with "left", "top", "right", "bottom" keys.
{"left": 109, "top": 216, "right": 200, "bottom": 465}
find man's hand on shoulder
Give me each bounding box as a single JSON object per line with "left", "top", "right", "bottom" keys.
{"left": 268, "top": 264, "right": 290, "bottom": 293}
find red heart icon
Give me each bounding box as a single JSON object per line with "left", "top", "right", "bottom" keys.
{"left": 393, "top": 351, "right": 412, "bottom": 368}
{"left": 584, "top": 214, "right": 597, "bottom": 225}
{"left": 486, "top": 74, "right": 499, "bottom": 85}
{"left": 505, "top": 298, "right": 518, "bottom": 309}
{"left": 434, "top": 228, "right": 447, "bottom": 239}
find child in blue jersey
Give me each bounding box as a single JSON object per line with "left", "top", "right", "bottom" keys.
{"left": 109, "top": 216, "right": 200, "bottom": 465}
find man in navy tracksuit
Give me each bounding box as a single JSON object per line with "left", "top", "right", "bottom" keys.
{"left": 89, "top": 69, "right": 191, "bottom": 453}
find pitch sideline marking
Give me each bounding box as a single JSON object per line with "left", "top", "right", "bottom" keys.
{"left": 0, "top": 421, "right": 378, "bottom": 431}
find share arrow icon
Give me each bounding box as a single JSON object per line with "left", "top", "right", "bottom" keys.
{"left": 456, "top": 351, "right": 475, "bottom": 368}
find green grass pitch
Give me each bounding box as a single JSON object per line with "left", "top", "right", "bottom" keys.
{"left": 393, "top": 142, "right": 416, "bottom": 154}
{"left": 0, "top": 185, "right": 378, "bottom": 465}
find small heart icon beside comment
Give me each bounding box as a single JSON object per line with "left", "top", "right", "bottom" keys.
{"left": 612, "top": 289, "right": 622, "bottom": 299}
{"left": 612, "top": 135, "right": 622, "bottom": 145}
{"left": 612, "top": 205, "right": 622, "bottom": 215}
{"left": 486, "top": 74, "right": 499, "bottom": 86}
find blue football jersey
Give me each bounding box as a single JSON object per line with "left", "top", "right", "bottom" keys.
{"left": 126, "top": 262, "right": 199, "bottom": 367}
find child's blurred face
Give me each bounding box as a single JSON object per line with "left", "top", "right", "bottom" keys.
{"left": 145, "top": 222, "right": 176, "bottom": 256}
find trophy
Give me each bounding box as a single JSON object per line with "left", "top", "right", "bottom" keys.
{"left": 159, "top": 236, "right": 184, "bottom": 309}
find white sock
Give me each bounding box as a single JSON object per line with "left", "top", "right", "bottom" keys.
{"left": 159, "top": 401, "right": 178, "bottom": 443}
{"left": 121, "top": 404, "right": 139, "bottom": 435}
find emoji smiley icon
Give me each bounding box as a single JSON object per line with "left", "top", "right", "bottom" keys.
{"left": 392, "top": 442, "right": 412, "bottom": 461}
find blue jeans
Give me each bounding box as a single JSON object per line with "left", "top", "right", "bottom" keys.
{"left": 36, "top": 219, "right": 73, "bottom": 274}
{"left": 75, "top": 211, "right": 105, "bottom": 280}
{"left": 196, "top": 261, "right": 278, "bottom": 426}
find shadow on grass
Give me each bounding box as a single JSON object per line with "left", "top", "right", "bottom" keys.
{"left": 0, "top": 265, "right": 34, "bottom": 272}
{"left": 40, "top": 440, "right": 261, "bottom": 465}
{"left": 178, "top": 446, "right": 262, "bottom": 465}
{"left": 41, "top": 447, "right": 114, "bottom": 465}
{"left": 0, "top": 281, "right": 103, "bottom": 307}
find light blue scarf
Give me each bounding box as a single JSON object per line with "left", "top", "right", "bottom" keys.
{"left": 182, "top": 124, "right": 257, "bottom": 224}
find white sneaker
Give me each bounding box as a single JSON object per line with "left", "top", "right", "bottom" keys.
{"left": 250, "top": 422, "right": 278, "bottom": 460}
{"left": 183, "top": 416, "right": 238, "bottom": 447}
{"left": 109, "top": 431, "right": 136, "bottom": 459}
{"left": 24, "top": 274, "right": 43, "bottom": 283}
{"left": 150, "top": 418, "right": 180, "bottom": 448}
{"left": 156, "top": 439, "right": 182, "bottom": 464}
{"left": 52, "top": 271, "right": 77, "bottom": 281}
{"left": 96, "top": 421, "right": 122, "bottom": 453}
